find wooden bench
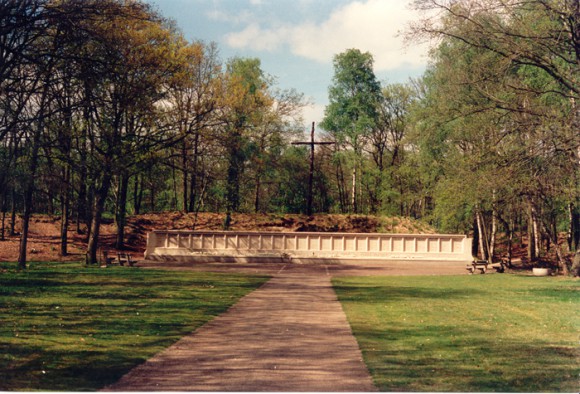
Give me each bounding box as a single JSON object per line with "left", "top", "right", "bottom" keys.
{"left": 102, "top": 250, "right": 117, "bottom": 266}
{"left": 493, "top": 259, "right": 507, "bottom": 273}
{"left": 117, "top": 252, "right": 135, "bottom": 267}
{"left": 101, "top": 250, "right": 136, "bottom": 267}
{"left": 467, "top": 259, "right": 488, "bottom": 274}
{"left": 467, "top": 259, "right": 506, "bottom": 274}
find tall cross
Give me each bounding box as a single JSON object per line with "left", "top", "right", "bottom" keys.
{"left": 291, "top": 122, "right": 334, "bottom": 216}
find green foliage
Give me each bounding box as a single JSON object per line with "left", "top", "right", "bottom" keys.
{"left": 269, "top": 146, "right": 309, "bottom": 213}
{"left": 0, "top": 262, "right": 268, "bottom": 391}
{"left": 4, "top": 0, "right": 578, "bottom": 268}
{"left": 334, "top": 274, "right": 579, "bottom": 392}
{"left": 408, "top": 1, "right": 579, "bottom": 262}
{"left": 321, "top": 49, "right": 382, "bottom": 149}
{"left": 217, "top": 57, "right": 306, "bottom": 215}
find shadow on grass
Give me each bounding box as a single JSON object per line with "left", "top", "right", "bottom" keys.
{"left": 334, "top": 276, "right": 579, "bottom": 392}
{"left": 524, "top": 286, "right": 579, "bottom": 302}
{"left": 355, "top": 321, "right": 578, "bottom": 392}
{"left": 0, "top": 262, "right": 269, "bottom": 391}
{"left": 1, "top": 345, "right": 147, "bottom": 391}
{"left": 333, "top": 284, "right": 482, "bottom": 303}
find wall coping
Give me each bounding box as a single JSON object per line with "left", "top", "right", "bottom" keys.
{"left": 148, "top": 229, "right": 467, "bottom": 237}
{"left": 145, "top": 230, "right": 473, "bottom": 263}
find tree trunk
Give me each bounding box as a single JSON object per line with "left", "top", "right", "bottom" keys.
{"left": 171, "top": 159, "right": 178, "bottom": 210}
{"left": 188, "top": 131, "right": 200, "bottom": 213}
{"left": 60, "top": 172, "right": 69, "bottom": 256}
{"left": 571, "top": 251, "right": 580, "bottom": 277}
{"left": 18, "top": 153, "right": 39, "bottom": 269}
{"left": 223, "top": 211, "right": 231, "bottom": 230}
{"left": 9, "top": 188, "right": 17, "bottom": 236}
{"left": 182, "top": 140, "right": 189, "bottom": 212}
{"left": 149, "top": 167, "right": 156, "bottom": 212}
{"left": 507, "top": 216, "right": 514, "bottom": 265}
{"left": 115, "top": 172, "right": 129, "bottom": 250}
{"left": 86, "top": 173, "right": 112, "bottom": 265}
{"left": 18, "top": 97, "right": 46, "bottom": 269}
{"left": 475, "top": 208, "right": 488, "bottom": 260}
{"left": 224, "top": 129, "right": 243, "bottom": 231}
{"left": 254, "top": 176, "right": 261, "bottom": 213}
{"left": 76, "top": 163, "right": 87, "bottom": 234}
{"left": 399, "top": 181, "right": 405, "bottom": 217}
{"left": 532, "top": 204, "right": 541, "bottom": 259}
{"left": 488, "top": 211, "right": 496, "bottom": 261}
{"left": 85, "top": 182, "right": 95, "bottom": 242}
{"left": 335, "top": 157, "right": 347, "bottom": 214}
{"left": 77, "top": 106, "right": 90, "bottom": 235}
{"left": 60, "top": 199, "right": 69, "bottom": 256}
{"left": 527, "top": 202, "right": 537, "bottom": 261}
{"left": 76, "top": 139, "right": 91, "bottom": 234}
{"left": 518, "top": 211, "right": 525, "bottom": 251}
{"left": 538, "top": 214, "right": 569, "bottom": 275}
{"left": 192, "top": 174, "right": 208, "bottom": 231}
{"left": 1, "top": 211, "right": 5, "bottom": 241}
{"left": 226, "top": 130, "right": 243, "bottom": 215}
{"left": 351, "top": 166, "right": 357, "bottom": 213}
{"left": 18, "top": 190, "right": 33, "bottom": 270}
{"left": 132, "top": 174, "right": 139, "bottom": 215}
{"left": 471, "top": 216, "right": 479, "bottom": 258}
{"left": 188, "top": 169, "right": 197, "bottom": 214}
{"left": 133, "top": 173, "right": 143, "bottom": 215}
{"left": 568, "top": 202, "right": 580, "bottom": 252}
{"left": 0, "top": 191, "right": 6, "bottom": 241}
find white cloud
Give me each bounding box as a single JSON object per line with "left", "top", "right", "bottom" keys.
{"left": 301, "top": 102, "right": 326, "bottom": 126}
{"left": 227, "top": 24, "right": 289, "bottom": 51}
{"left": 206, "top": 4, "right": 254, "bottom": 25}
{"left": 224, "top": 0, "right": 429, "bottom": 71}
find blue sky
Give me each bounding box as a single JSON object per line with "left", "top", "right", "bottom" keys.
{"left": 145, "top": 0, "right": 431, "bottom": 128}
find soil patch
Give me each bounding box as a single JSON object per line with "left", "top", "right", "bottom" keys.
{"left": 0, "top": 212, "right": 433, "bottom": 263}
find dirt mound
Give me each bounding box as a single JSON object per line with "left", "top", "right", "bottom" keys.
{"left": 128, "top": 212, "right": 433, "bottom": 233}
{"left": 0, "top": 212, "right": 434, "bottom": 263}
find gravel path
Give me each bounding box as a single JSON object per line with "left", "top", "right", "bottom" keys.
{"left": 103, "top": 264, "right": 378, "bottom": 391}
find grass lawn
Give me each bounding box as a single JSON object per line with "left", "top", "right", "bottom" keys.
{"left": 333, "top": 274, "right": 579, "bottom": 392}
{"left": 0, "top": 261, "right": 269, "bottom": 391}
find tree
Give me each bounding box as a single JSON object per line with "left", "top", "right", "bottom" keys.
{"left": 11, "top": 0, "right": 58, "bottom": 269}
{"left": 271, "top": 146, "right": 310, "bottom": 213}
{"left": 409, "top": 0, "right": 579, "bottom": 271}
{"left": 166, "top": 40, "right": 221, "bottom": 213}
{"left": 0, "top": 0, "right": 48, "bottom": 141}
{"left": 218, "top": 57, "right": 273, "bottom": 228}
{"left": 2, "top": 0, "right": 314, "bottom": 267}
{"left": 83, "top": 0, "right": 189, "bottom": 261}
{"left": 411, "top": 0, "right": 579, "bottom": 99}
{"left": 247, "top": 87, "right": 305, "bottom": 213}
{"left": 320, "top": 49, "right": 382, "bottom": 213}
{"left": 0, "top": 0, "right": 44, "bottom": 251}
{"left": 0, "top": 0, "right": 182, "bottom": 267}
{"left": 367, "top": 83, "right": 417, "bottom": 215}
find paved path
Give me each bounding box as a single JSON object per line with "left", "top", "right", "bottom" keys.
{"left": 104, "top": 265, "right": 377, "bottom": 391}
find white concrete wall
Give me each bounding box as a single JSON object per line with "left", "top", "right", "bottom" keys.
{"left": 145, "top": 230, "right": 473, "bottom": 263}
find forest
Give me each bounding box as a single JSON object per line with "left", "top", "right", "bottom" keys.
{"left": 0, "top": 0, "right": 578, "bottom": 272}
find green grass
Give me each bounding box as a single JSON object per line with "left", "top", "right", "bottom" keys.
{"left": 333, "top": 275, "right": 579, "bottom": 392}
{"left": 0, "top": 261, "right": 268, "bottom": 391}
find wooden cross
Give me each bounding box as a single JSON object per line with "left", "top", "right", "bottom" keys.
{"left": 291, "top": 122, "right": 334, "bottom": 216}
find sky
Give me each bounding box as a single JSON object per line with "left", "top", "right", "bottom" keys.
{"left": 144, "top": 0, "right": 432, "bottom": 130}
